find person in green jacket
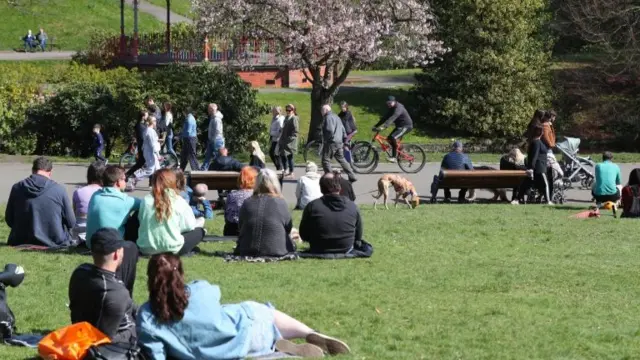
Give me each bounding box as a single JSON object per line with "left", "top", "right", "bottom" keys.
{"left": 136, "top": 168, "right": 204, "bottom": 256}
{"left": 593, "top": 151, "right": 622, "bottom": 204}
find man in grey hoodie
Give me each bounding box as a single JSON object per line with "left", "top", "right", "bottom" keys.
{"left": 6, "top": 157, "right": 76, "bottom": 247}
{"left": 201, "top": 103, "right": 225, "bottom": 170}
{"left": 320, "top": 104, "right": 357, "bottom": 182}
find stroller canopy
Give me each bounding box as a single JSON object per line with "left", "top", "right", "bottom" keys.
{"left": 556, "top": 137, "right": 581, "bottom": 155}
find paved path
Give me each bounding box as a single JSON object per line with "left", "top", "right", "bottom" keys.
{"left": 0, "top": 51, "right": 75, "bottom": 60}
{"left": 0, "top": 161, "right": 633, "bottom": 207}
{"left": 124, "top": 0, "right": 192, "bottom": 24}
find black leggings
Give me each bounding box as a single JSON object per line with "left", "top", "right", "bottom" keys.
{"left": 269, "top": 142, "right": 281, "bottom": 170}
{"left": 519, "top": 172, "right": 550, "bottom": 203}
{"left": 388, "top": 127, "right": 411, "bottom": 158}
{"left": 177, "top": 228, "right": 205, "bottom": 256}
{"left": 125, "top": 154, "right": 145, "bottom": 179}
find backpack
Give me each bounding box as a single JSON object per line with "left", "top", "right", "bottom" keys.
{"left": 628, "top": 185, "right": 640, "bottom": 217}
{"left": 84, "top": 342, "right": 145, "bottom": 360}
{"left": 0, "top": 282, "right": 16, "bottom": 339}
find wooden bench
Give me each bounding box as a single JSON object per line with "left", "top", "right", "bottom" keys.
{"left": 431, "top": 170, "right": 528, "bottom": 201}
{"left": 187, "top": 171, "right": 241, "bottom": 191}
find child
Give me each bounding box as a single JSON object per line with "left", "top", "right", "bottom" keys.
{"left": 191, "top": 183, "right": 213, "bottom": 228}
{"left": 93, "top": 124, "right": 107, "bottom": 164}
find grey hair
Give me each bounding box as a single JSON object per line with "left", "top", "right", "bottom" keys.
{"left": 272, "top": 106, "right": 282, "bottom": 115}
{"left": 321, "top": 104, "right": 332, "bottom": 113}
{"left": 254, "top": 168, "right": 282, "bottom": 197}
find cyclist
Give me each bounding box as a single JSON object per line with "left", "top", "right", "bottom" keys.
{"left": 372, "top": 96, "right": 413, "bottom": 162}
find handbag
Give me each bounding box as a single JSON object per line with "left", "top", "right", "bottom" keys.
{"left": 38, "top": 322, "right": 110, "bottom": 360}
{"left": 84, "top": 342, "right": 145, "bottom": 360}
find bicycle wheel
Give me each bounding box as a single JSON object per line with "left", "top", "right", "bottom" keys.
{"left": 352, "top": 143, "right": 379, "bottom": 174}
{"left": 119, "top": 153, "right": 136, "bottom": 169}
{"left": 161, "top": 152, "right": 180, "bottom": 169}
{"left": 303, "top": 140, "right": 323, "bottom": 164}
{"left": 397, "top": 144, "right": 426, "bottom": 173}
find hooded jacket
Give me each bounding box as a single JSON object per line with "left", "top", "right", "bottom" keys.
{"left": 299, "top": 194, "right": 362, "bottom": 253}
{"left": 6, "top": 174, "right": 75, "bottom": 247}
{"left": 207, "top": 111, "right": 224, "bottom": 142}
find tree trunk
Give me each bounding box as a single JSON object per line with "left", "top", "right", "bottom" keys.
{"left": 307, "top": 84, "right": 333, "bottom": 143}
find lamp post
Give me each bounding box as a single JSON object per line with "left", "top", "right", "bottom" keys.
{"left": 132, "top": 0, "right": 139, "bottom": 61}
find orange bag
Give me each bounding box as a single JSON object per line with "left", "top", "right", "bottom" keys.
{"left": 38, "top": 322, "right": 111, "bottom": 360}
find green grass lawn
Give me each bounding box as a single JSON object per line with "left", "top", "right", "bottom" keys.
{"left": 147, "top": 0, "right": 194, "bottom": 18}
{"left": 1, "top": 205, "right": 640, "bottom": 359}
{"left": 349, "top": 68, "right": 421, "bottom": 77}
{"left": 0, "top": 0, "right": 165, "bottom": 50}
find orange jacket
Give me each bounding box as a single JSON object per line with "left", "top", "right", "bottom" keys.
{"left": 542, "top": 123, "right": 556, "bottom": 148}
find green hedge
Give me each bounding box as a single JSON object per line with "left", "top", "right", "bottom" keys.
{"left": 0, "top": 62, "right": 267, "bottom": 157}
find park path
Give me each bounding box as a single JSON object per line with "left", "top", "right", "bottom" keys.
{"left": 123, "top": 0, "right": 193, "bottom": 24}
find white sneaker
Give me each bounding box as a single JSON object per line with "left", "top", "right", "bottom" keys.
{"left": 547, "top": 201, "right": 554, "bottom": 206}
{"left": 387, "top": 157, "right": 397, "bottom": 163}
{"left": 511, "top": 200, "right": 520, "bottom": 205}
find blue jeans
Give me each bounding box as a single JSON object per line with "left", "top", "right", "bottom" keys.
{"left": 39, "top": 39, "right": 46, "bottom": 51}
{"left": 163, "top": 130, "right": 176, "bottom": 156}
{"left": 201, "top": 137, "right": 224, "bottom": 170}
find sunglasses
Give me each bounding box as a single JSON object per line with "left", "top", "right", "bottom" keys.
{"left": 286, "top": 108, "right": 293, "bottom": 112}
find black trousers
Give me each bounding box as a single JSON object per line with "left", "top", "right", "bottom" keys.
{"left": 519, "top": 172, "right": 550, "bottom": 203}
{"left": 125, "top": 154, "right": 145, "bottom": 179}
{"left": 269, "top": 141, "right": 281, "bottom": 170}
{"left": 223, "top": 221, "right": 239, "bottom": 236}
{"left": 444, "top": 188, "right": 467, "bottom": 202}
{"left": 177, "top": 228, "right": 205, "bottom": 256}
{"left": 388, "top": 127, "right": 411, "bottom": 158}
{"left": 116, "top": 241, "right": 139, "bottom": 297}
{"left": 180, "top": 137, "right": 200, "bottom": 171}
{"left": 592, "top": 192, "right": 621, "bottom": 203}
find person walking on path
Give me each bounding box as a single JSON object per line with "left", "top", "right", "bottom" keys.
{"left": 269, "top": 106, "right": 285, "bottom": 170}
{"left": 180, "top": 109, "right": 200, "bottom": 171}
{"left": 201, "top": 103, "right": 225, "bottom": 171}
{"left": 320, "top": 105, "right": 357, "bottom": 182}
{"left": 126, "top": 110, "right": 149, "bottom": 180}
{"left": 92, "top": 124, "right": 107, "bottom": 164}
{"left": 278, "top": 104, "right": 299, "bottom": 178}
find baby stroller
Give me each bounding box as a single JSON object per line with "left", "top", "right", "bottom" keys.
{"left": 555, "top": 137, "right": 595, "bottom": 189}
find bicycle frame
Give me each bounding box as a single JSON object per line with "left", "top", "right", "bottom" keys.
{"left": 370, "top": 132, "right": 414, "bottom": 162}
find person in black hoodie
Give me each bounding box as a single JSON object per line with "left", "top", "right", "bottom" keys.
{"left": 6, "top": 157, "right": 76, "bottom": 247}
{"left": 299, "top": 171, "right": 362, "bottom": 254}
{"left": 517, "top": 125, "right": 550, "bottom": 204}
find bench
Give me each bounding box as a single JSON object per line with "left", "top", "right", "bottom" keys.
{"left": 187, "top": 171, "right": 241, "bottom": 191}
{"left": 431, "top": 170, "right": 528, "bottom": 202}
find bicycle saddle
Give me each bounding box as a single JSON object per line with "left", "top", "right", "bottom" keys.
{"left": 0, "top": 264, "right": 25, "bottom": 288}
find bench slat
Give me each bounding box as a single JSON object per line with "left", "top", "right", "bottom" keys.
{"left": 439, "top": 170, "right": 527, "bottom": 189}
{"left": 187, "top": 171, "right": 240, "bottom": 191}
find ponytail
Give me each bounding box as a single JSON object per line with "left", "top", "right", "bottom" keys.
{"left": 147, "top": 253, "right": 188, "bottom": 322}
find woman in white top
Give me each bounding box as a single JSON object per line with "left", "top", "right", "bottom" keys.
{"left": 269, "top": 106, "right": 285, "bottom": 170}
{"left": 295, "top": 162, "right": 322, "bottom": 210}
{"left": 162, "top": 102, "right": 176, "bottom": 157}
{"left": 129, "top": 116, "right": 161, "bottom": 190}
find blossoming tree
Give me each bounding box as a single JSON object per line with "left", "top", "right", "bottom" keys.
{"left": 193, "top": 0, "right": 447, "bottom": 142}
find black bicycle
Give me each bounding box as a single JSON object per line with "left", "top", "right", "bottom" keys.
{"left": 302, "top": 138, "right": 376, "bottom": 173}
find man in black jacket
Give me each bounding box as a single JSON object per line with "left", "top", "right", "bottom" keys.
{"left": 373, "top": 96, "right": 413, "bottom": 162}
{"left": 68, "top": 228, "right": 137, "bottom": 343}
{"left": 299, "top": 172, "right": 362, "bottom": 253}
{"left": 209, "top": 148, "right": 244, "bottom": 172}
{"left": 6, "top": 157, "right": 75, "bottom": 247}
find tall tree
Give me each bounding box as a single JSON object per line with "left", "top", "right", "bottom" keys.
{"left": 414, "top": 0, "right": 553, "bottom": 138}
{"left": 192, "top": 0, "right": 447, "bottom": 142}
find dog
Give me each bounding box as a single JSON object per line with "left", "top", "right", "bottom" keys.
{"left": 372, "top": 174, "right": 420, "bottom": 209}
{"left": 466, "top": 166, "right": 509, "bottom": 202}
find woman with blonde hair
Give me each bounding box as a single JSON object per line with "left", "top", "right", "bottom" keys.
{"left": 269, "top": 106, "right": 285, "bottom": 169}
{"left": 249, "top": 140, "right": 266, "bottom": 169}
{"left": 278, "top": 104, "right": 299, "bottom": 178}
{"left": 235, "top": 169, "right": 294, "bottom": 256}
{"left": 137, "top": 168, "right": 205, "bottom": 255}
{"left": 224, "top": 166, "right": 258, "bottom": 236}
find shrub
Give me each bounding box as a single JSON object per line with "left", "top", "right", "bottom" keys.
{"left": 143, "top": 63, "right": 269, "bottom": 153}
{"left": 414, "top": 0, "right": 553, "bottom": 138}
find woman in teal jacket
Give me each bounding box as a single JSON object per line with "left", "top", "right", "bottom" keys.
{"left": 137, "top": 253, "right": 350, "bottom": 359}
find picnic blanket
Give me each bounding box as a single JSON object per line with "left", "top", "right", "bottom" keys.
{"left": 215, "top": 252, "right": 299, "bottom": 263}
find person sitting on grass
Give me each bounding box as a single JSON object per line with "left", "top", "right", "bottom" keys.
{"left": 72, "top": 161, "right": 105, "bottom": 242}
{"left": 224, "top": 166, "right": 258, "bottom": 236}
{"left": 235, "top": 169, "right": 296, "bottom": 257}
{"left": 299, "top": 171, "right": 363, "bottom": 254}
{"left": 209, "top": 147, "right": 244, "bottom": 172}
{"left": 6, "top": 157, "right": 75, "bottom": 248}
{"left": 592, "top": 151, "right": 622, "bottom": 205}
{"left": 621, "top": 168, "right": 640, "bottom": 218}
{"left": 69, "top": 228, "right": 137, "bottom": 344}
{"left": 249, "top": 141, "right": 266, "bottom": 169}
{"left": 86, "top": 165, "right": 141, "bottom": 295}
{"left": 295, "top": 162, "right": 322, "bottom": 210}
{"left": 136, "top": 253, "right": 350, "bottom": 359}
{"left": 190, "top": 183, "right": 213, "bottom": 228}
{"left": 137, "top": 168, "right": 204, "bottom": 256}
{"left": 439, "top": 141, "right": 474, "bottom": 203}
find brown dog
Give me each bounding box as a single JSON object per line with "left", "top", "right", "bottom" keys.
{"left": 372, "top": 174, "right": 420, "bottom": 209}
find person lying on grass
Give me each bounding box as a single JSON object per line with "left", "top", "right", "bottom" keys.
{"left": 136, "top": 253, "right": 350, "bottom": 359}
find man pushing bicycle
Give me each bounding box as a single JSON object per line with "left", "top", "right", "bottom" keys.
{"left": 372, "top": 96, "right": 413, "bottom": 162}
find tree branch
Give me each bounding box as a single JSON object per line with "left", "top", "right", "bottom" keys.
{"left": 328, "top": 60, "right": 353, "bottom": 95}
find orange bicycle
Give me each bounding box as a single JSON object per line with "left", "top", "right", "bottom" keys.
{"left": 351, "top": 131, "right": 426, "bottom": 174}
